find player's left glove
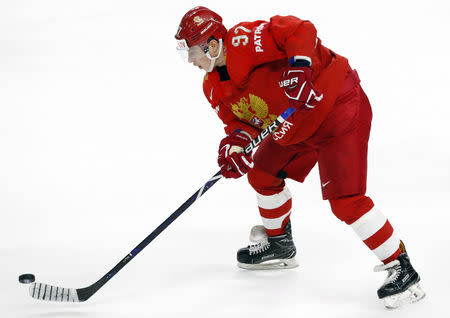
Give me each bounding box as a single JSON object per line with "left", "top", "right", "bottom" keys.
{"left": 218, "top": 131, "right": 254, "bottom": 179}
{"left": 279, "top": 57, "right": 323, "bottom": 110}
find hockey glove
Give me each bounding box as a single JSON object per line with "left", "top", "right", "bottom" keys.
{"left": 279, "top": 59, "right": 323, "bottom": 110}
{"left": 218, "top": 131, "right": 254, "bottom": 179}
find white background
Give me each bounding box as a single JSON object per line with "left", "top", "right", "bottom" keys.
{"left": 1, "top": 0, "right": 449, "bottom": 317}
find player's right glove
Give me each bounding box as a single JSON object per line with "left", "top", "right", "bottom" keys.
{"left": 218, "top": 131, "right": 254, "bottom": 179}
{"left": 279, "top": 59, "right": 323, "bottom": 110}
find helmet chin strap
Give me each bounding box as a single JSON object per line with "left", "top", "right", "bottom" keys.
{"left": 205, "top": 39, "right": 223, "bottom": 72}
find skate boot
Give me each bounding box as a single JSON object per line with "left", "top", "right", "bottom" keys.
{"left": 374, "top": 241, "right": 425, "bottom": 309}
{"left": 237, "top": 220, "right": 298, "bottom": 270}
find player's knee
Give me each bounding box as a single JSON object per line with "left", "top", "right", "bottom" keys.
{"left": 329, "top": 194, "right": 374, "bottom": 224}
{"left": 248, "top": 166, "right": 284, "bottom": 196}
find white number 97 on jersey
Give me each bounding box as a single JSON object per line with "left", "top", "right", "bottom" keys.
{"left": 231, "top": 26, "right": 251, "bottom": 47}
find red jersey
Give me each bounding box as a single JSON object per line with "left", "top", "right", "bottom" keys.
{"left": 203, "top": 15, "right": 350, "bottom": 145}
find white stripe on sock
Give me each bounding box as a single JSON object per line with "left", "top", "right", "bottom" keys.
{"left": 350, "top": 207, "right": 387, "bottom": 241}
{"left": 256, "top": 186, "right": 291, "bottom": 210}
{"left": 261, "top": 211, "right": 291, "bottom": 230}
{"left": 372, "top": 231, "right": 401, "bottom": 261}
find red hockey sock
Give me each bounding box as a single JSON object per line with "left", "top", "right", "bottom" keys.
{"left": 330, "top": 195, "right": 402, "bottom": 264}
{"left": 257, "top": 186, "right": 292, "bottom": 236}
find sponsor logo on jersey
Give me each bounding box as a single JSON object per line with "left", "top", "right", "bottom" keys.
{"left": 193, "top": 16, "right": 204, "bottom": 26}
{"left": 273, "top": 121, "right": 294, "bottom": 141}
{"left": 254, "top": 22, "right": 267, "bottom": 52}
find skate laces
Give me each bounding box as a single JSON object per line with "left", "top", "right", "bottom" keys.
{"left": 248, "top": 240, "right": 270, "bottom": 255}
{"left": 374, "top": 260, "right": 401, "bottom": 284}
{"left": 374, "top": 260, "right": 400, "bottom": 272}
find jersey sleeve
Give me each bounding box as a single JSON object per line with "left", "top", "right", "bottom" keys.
{"left": 226, "top": 17, "right": 317, "bottom": 86}
{"left": 268, "top": 15, "right": 317, "bottom": 62}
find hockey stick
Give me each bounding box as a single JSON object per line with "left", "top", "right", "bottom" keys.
{"left": 25, "top": 106, "right": 297, "bottom": 302}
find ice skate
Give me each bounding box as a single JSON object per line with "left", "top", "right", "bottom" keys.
{"left": 237, "top": 221, "right": 298, "bottom": 270}
{"left": 374, "top": 242, "right": 425, "bottom": 309}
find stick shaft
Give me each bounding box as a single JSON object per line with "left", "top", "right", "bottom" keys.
{"left": 77, "top": 106, "right": 297, "bottom": 301}
{"left": 243, "top": 107, "right": 295, "bottom": 155}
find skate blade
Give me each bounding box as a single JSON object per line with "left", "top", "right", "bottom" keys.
{"left": 237, "top": 258, "right": 298, "bottom": 270}
{"left": 383, "top": 283, "right": 426, "bottom": 309}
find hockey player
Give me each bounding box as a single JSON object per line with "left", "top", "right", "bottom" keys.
{"left": 175, "top": 6, "right": 425, "bottom": 308}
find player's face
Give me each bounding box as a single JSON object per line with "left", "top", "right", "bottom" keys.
{"left": 188, "top": 40, "right": 222, "bottom": 71}
{"left": 188, "top": 46, "right": 212, "bottom": 71}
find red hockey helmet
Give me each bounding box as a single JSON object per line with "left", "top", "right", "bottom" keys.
{"left": 175, "top": 6, "right": 227, "bottom": 53}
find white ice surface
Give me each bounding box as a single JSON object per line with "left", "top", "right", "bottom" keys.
{"left": 1, "top": 1, "right": 450, "bottom": 317}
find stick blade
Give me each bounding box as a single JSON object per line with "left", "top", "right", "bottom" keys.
{"left": 29, "top": 282, "right": 80, "bottom": 302}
